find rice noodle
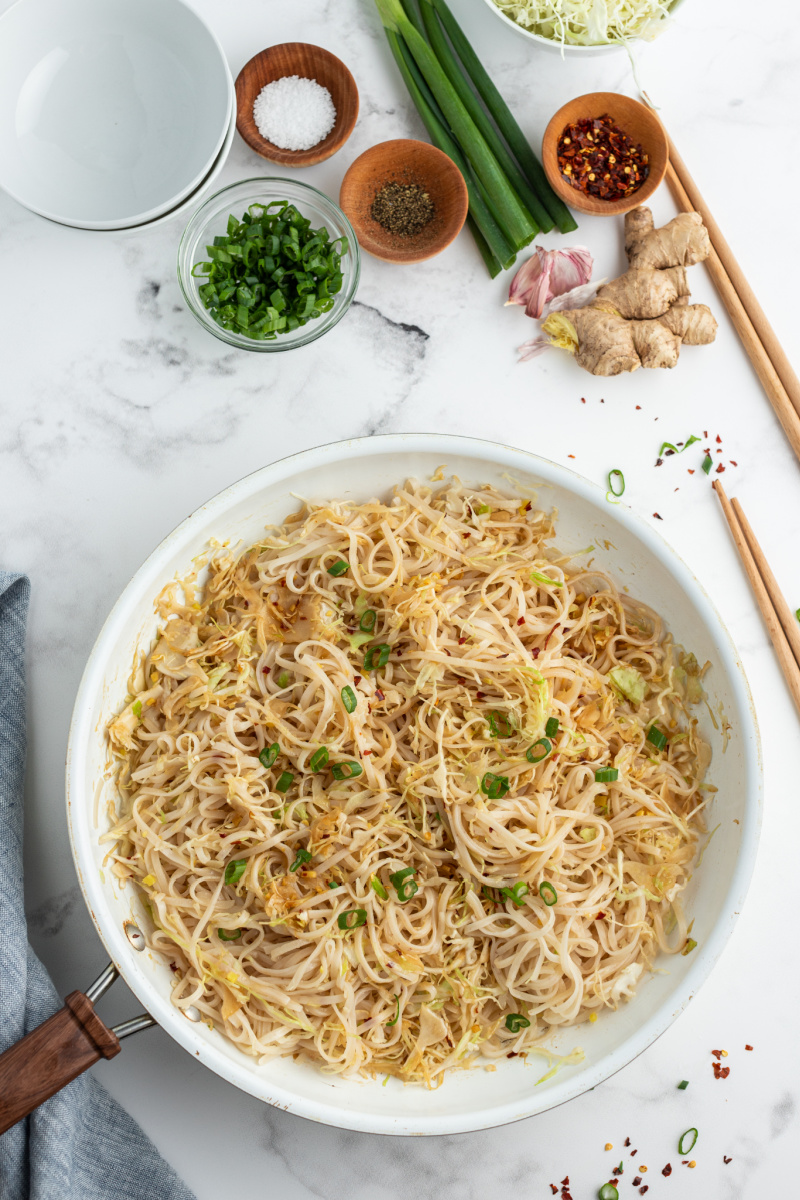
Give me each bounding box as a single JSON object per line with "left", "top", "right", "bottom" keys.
{"left": 105, "top": 478, "right": 709, "bottom": 1083}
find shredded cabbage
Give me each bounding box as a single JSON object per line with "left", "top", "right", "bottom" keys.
{"left": 491, "top": 0, "right": 673, "bottom": 47}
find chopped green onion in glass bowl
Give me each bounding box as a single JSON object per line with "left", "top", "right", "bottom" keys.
{"left": 178, "top": 178, "right": 360, "bottom": 352}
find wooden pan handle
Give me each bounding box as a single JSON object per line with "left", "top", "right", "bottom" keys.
{"left": 0, "top": 991, "right": 120, "bottom": 1135}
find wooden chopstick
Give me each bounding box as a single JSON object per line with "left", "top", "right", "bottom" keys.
{"left": 666, "top": 137, "right": 800, "bottom": 420}
{"left": 730, "top": 496, "right": 800, "bottom": 667}
{"left": 664, "top": 161, "right": 800, "bottom": 465}
{"left": 713, "top": 480, "right": 800, "bottom": 717}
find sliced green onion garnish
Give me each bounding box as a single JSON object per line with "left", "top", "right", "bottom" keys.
{"left": 387, "top": 994, "right": 401, "bottom": 1026}
{"left": 338, "top": 909, "right": 367, "bottom": 930}
{"left": 539, "top": 881, "right": 558, "bottom": 906}
{"left": 526, "top": 737, "right": 551, "bottom": 764}
{"left": 646, "top": 724, "right": 668, "bottom": 751}
{"left": 682, "top": 937, "right": 698, "bottom": 956}
{"left": 594, "top": 767, "right": 619, "bottom": 783}
{"left": 327, "top": 559, "right": 349, "bottom": 577}
{"left": 341, "top": 685, "right": 357, "bottom": 713}
{"left": 389, "top": 867, "right": 418, "bottom": 902}
{"left": 331, "top": 760, "right": 363, "bottom": 780}
{"left": 132, "top": 699, "right": 142, "bottom": 718}
{"left": 481, "top": 771, "right": 510, "bottom": 799}
{"left": 224, "top": 860, "right": 247, "bottom": 886}
{"left": 259, "top": 742, "right": 280, "bottom": 769}
{"left": 678, "top": 1079, "right": 689, "bottom": 1089}
{"left": 684, "top": 434, "right": 701, "bottom": 450}
{"left": 678, "top": 1127, "right": 698, "bottom": 1155}
{"left": 364, "top": 643, "right": 390, "bottom": 671}
{"left": 289, "top": 847, "right": 312, "bottom": 872}
{"left": 217, "top": 928, "right": 243, "bottom": 941}
{"left": 359, "top": 608, "right": 377, "bottom": 632}
{"left": 276, "top": 770, "right": 294, "bottom": 793}
{"left": 530, "top": 569, "right": 563, "bottom": 587}
{"left": 659, "top": 441, "right": 680, "bottom": 456}
{"left": 607, "top": 469, "right": 625, "bottom": 498}
{"left": 702, "top": 454, "right": 713, "bottom": 474}
{"left": 310, "top": 747, "right": 329, "bottom": 771}
{"left": 500, "top": 881, "right": 529, "bottom": 907}
{"left": 545, "top": 717, "right": 559, "bottom": 738}
{"left": 505, "top": 1013, "right": 530, "bottom": 1032}
{"left": 474, "top": 503, "right": 491, "bottom": 515}
{"left": 277, "top": 671, "right": 290, "bottom": 688}
{"left": 327, "top": 880, "right": 339, "bottom": 889}
{"left": 796, "top": 606, "right": 800, "bottom": 624}
{"left": 488, "top": 709, "right": 513, "bottom": 738}
{"left": 370, "top": 875, "right": 388, "bottom": 900}
{"left": 598, "top": 1185, "right": 619, "bottom": 1200}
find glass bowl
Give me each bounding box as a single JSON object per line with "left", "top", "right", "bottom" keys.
{"left": 177, "top": 177, "right": 361, "bottom": 352}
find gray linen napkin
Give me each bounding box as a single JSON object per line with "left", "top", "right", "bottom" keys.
{"left": 0, "top": 571, "right": 196, "bottom": 1200}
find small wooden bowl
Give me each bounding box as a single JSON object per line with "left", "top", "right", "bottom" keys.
{"left": 542, "top": 93, "right": 668, "bottom": 217}
{"left": 338, "top": 139, "right": 468, "bottom": 265}
{"left": 235, "top": 43, "right": 358, "bottom": 168}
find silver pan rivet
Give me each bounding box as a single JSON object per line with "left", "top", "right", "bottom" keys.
{"left": 183, "top": 1005, "right": 201, "bottom": 1023}
{"left": 124, "top": 922, "right": 146, "bottom": 951}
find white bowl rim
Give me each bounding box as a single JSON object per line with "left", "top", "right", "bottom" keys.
{"left": 66, "top": 432, "right": 762, "bottom": 1135}
{"left": 0, "top": 0, "right": 233, "bottom": 228}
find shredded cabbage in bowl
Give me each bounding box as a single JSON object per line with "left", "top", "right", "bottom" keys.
{"left": 490, "top": 0, "right": 674, "bottom": 47}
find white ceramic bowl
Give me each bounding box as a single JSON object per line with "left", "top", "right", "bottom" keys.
{"left": 0, "top": 0, "right": 232, "bottom": 229}
{"left": 67, "top": 434, "right": 761, "bottom": 1135}
{"left": 478, "top": 0, "right": 683, "bottom": 54}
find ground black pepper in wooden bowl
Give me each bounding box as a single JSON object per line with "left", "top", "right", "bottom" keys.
{"left": 370, "top": 181, "right": 435, "bottom": 237}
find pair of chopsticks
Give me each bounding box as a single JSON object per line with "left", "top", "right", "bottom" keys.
{"left": 714, "top": 481, "right": 800, "bottom": 716}
{"left": 658, "top": 124, "right": 800, "bottom": 464}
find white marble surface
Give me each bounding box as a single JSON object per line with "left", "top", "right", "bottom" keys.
{"left": 2, "top": 0, "right": 799, "bottom": 1194}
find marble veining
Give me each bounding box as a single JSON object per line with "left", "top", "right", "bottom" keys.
{"left": 2, "top": 0, "right": 799, "bottom": 1194}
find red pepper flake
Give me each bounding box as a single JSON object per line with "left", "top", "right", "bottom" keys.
{"left": 716, "top": 434, "right": 722, "bottom": 443}
{"left": 639, "top": 1189, "right": 649, "bottom": 1196}
{"left": 375, "top": 689, "right": 385, "bottom": 701}
{"left": 262, "top": 665, "right": 271, "bottom": 674}
{"left": 458, "top": 636, "right": 467, "bottom": 645}
{"left": 712, "top": 1062, "right": 730, "bottom": 1079}
{"left": 580, "top": 397, "right": 586, "bottom": 404}
{"left": 596, "top": 911, "right": 605, "bottom": 919}
{"left": 476, "top": 690, "right": 485, "bottom": 699}
{"left": 600, "top": 398, "right": 605, "bottom": 403}
{"left": 525, "top": 501, "right": 532, "bottom": 511}
{"left": 363, "top": 750, "right": 372, "bottom": 756}
{"left": 653, "top": 512, "right": 663, "bottom": 520}
{"left": 517, "top": 617, "right": 525, "bottom": 626}
{"left": 630, "top": 1149, "right": 638, "bottom": 1156}
{"left": 687, "top": 469, "right": 695, "bottom": 474}
{"left": 711, "top": 1049, "right": 724, "bottom": 1059}
{"left": 745, "top": 1044, "right": 753, "bottom": 1051}
{"left": 662, "top": 1164, "right": 672, "bottom": 1177}
{"left": 730, "top": 460, "right": 738, "bottom": 466}
{"left": 655, "top": 458, "right": 663, "bottom": 467}
{"left": 354, "top": 675, "right": 362, "bottom": 685}
{"left": 560, "top": 1178, "right": 570, "bottom": 1188}
{"left": 633, "top": 1178, "right": 642, "bottom": 1188}
{"left": 549, "top": 1187, "right": 558, "bottom": 1196}
{"left": 636, "top": 405, "right": 642, "bottom": 410}
{"left": 703, "top": 430, "right": 708, "bottom": 437}
{"left": 568, "top": 454, "right": 576, "bottom": 459}
{"left": 723, "top": 1156, "right": 732, "bottom": 1164}
{"left": 531, "top": 647, "right": 540, "bottom": 658}
{"left": 557, "top": 113, "right": 649, "bottom": 201}
{"left": 543, "top": 623, "right": 560, "bottom": 648}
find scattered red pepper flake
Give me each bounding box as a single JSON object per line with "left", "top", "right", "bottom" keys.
{"left": 262, "top": 665, "right": 271, "bottom": 674}
{"left": 713, "top": 1062, "right": 730, "bottom": 1080}
{"left": 711, "top": 1049, "right": 724, "bottom": 1059}
{"left": 596, "top": 911, "right": 605, "bottom": 919}
{"left": 630, "top": 1149, "right": 638, "bottom": 1157}
{"left": 549, "top": 1186, "right": 558, "bottom": 1195}
{"left": 560, "top": 1178, "right": 569, "bottom": 1187}
{"left": 687, "top": 469, "right": 695, "bottom": 474}
{"left": 458, "top": 637, "right": 467, "bottom": 645}
{"left": 531, "top": 647, "right": 540, "bottom": 658}
{"left": 517, "top": 617, "right": 525, "bottom": 625}
{"left": 745, "top": 1044, "right": 753, "bottom": 1051}
{"left": 639, "top": 1189, "right": 649, "bottom": 1196}
{"left": 567, "top": 454, "right": 576, "bottom": 459}
{"left": 543, "top": 623, "right": 560, "bottom": 649}
{"left": 703, "top": 430, "right": 708, "bottom": 437}
{"left": 624, "top": 1138, "right": 631, "bottom": 1147}
{"left": 716, "top": 434, "right": 722, "bottom": 443}
{"left": 353, "top": 675, "right": 362, "bottom": 685}
{"left": 633, "top": 1178, "right": 641, "bottom": 1188}
{"left": 730, "top": 460, "right": 738, "bottom": 466}
{"left": 653, "top": 512, "right": 663, "bottom": 520}
{"left": 636, "top": 405, "right": 641, "bottom": 410}
{"left": 375, "top": 689, "right": 385, "bottom": 701}
{"left": 723, "top": 1156, "right": 732, "bottom": 1164}
{"left": 580, "top": 397, "right": 586, "bottom": 404}
{"left": 662, "top": 1164, "right": 672, "bottom": 1177}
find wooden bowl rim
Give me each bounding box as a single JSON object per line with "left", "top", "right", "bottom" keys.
{"left": 541, "top": 92, "right": 668, "bottom": 217}
{"left": 235, "top": 42, "right": 359, "bottom": 168}
{"left": 338, "top": 138, "right": 469, "bottom": 265}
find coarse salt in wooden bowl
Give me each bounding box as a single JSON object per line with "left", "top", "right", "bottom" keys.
{"left": 542, "top": 93, "right": 668, "bottom": 217}
{"left": 235, "top": 43, "right": 358, "bottom": 168}
{"left": 338, "top": 139, "right": 469, "bottom": 265}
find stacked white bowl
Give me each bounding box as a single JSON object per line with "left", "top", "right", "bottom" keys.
{"left": 0, "top": 0, "right": 234, "bottom": 231}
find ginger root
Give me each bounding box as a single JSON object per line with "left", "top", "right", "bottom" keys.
{"left": 542, "top": 207, "right": 717, "bottom": 376}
